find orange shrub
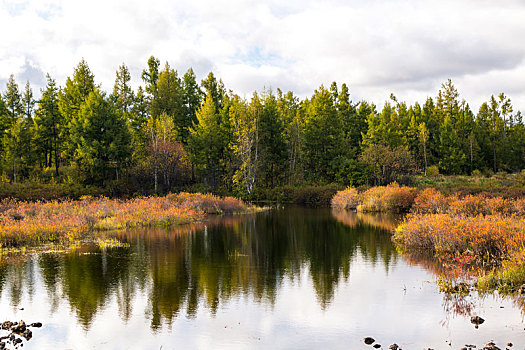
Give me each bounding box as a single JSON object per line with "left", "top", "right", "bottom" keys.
{"left": 411, "top": 188, "right": 449, "bottom": 214}
{"left": 514, "top": 198, "right": 525, "bottom": 217}
{"left": 166, "top": 192, "right": 249, "bottom": 214}
{"left": 330, "top": 187, "right": 360, "bottom": 210}
{"left": 394, "top": 213, "right": 525, "bottom": 258}
{"left": 0, "top": 195, "right": 223, "bottom": 247}
{"left": 448, "top": 194, "right": 515, "bottom": 217}
{"left": 358, "top": 183, "right": 417, "bottom": 213}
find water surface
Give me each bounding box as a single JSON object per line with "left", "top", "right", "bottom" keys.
{"left": 0, "top": 207, "right": 524, "bottom": 349}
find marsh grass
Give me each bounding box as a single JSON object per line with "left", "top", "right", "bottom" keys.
{"left": 395, "top": 191, "right": 525, "bottom": 292}
{"left": 0, "top": 193, "right": 252, "bottom": 247}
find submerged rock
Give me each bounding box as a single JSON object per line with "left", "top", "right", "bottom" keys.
{"left": 364, "top": 337, "right": 375, "bottom": 345}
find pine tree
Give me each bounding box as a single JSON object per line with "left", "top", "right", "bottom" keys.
{"left": 33, "top": 74, "right": 62, "bottom": 175}
{"left": 2, "top": 75, "right": 24, "bottom": 181}
{"left": 141, "top": 56, "right": 160, "bottom": 96}
{"left": 70, "top": 90, "right": 131, "bottom": 184}
{"left": 151, "top": 63, "right": 184, "bottom": 142}
{"left": 182, "top": 68, "right": 202, "bottom": 144}
{"left": 258, "top": 90, "right": 287, "bottom": 188}
{"left": 58, "top": 59, "right": 96, "bottom": 162}
{"left": 188, "top": 93, "right": 222, "bottom": 189}
{"left": 303, "top": 85, "right": 344, "bottom": 182}
{"left": 113, "top": 63, "right": 134, "bottom": 114}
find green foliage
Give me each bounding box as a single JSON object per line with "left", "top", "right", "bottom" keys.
{"left": 0, "top": 61, "right": 523, "bottom": 200}
{"left": 359, "top": 144, "right": 416, "bottom": 185}
{"left": 303, "top": 86, "right": 345, "bottom": 182}
{"left": 188, "top": 93, "right": 223, "bottom": 189}
{"left": 70, "top": 90, "right": 131, "bottom": 185}
{"left": 426, "top": 165, "right": 440, "bottom": 177}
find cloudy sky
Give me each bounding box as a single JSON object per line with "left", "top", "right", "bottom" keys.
{"left": 1, "top": 0, "right": 525, "bottom": 112}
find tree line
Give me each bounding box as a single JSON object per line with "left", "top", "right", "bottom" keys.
{"left": 0, "top": 57, "right": 523, "bottom": 196}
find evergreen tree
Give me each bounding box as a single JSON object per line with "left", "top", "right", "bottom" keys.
{"left": 151, "top": 63, "right": 184, "bottom": 142}
{"left": 113, "top": 63, "right": 134, "bottom": 114}
{"left": 33, "top": 74, "right": 62, "bottom": 175}
{"left": 258, "top": 90, "right": 287, "bottom": 188}
{"left": 70, "top": 90, "right": 131, "bottom": 184}
{"left": 141, "top": 56, "right": 160, "bottom": 96}
{"left": 2, "top": 75, "right": 25, "bottom": 181}
{"left": 188, "top": 93, "right": 223, "bottom": 189}
{"left": 182, "top": 68, "right": 202, "bottom": 144}
{"left": 277, "top": 89, "right": 303, "bottom": 184}
{"left": 58, "top": 59, "right": 96, "bottom": 162}
{"left": 303, "top": 86, "right": 344, "bottom": 182}
{"left": 229, "top": 94, "right": 258, "bottom": 195}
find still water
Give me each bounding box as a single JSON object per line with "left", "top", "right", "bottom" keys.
{"left": 0, "top": 207, "right": 524, "bottom": 349}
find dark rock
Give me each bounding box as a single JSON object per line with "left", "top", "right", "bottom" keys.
{"left": 506, "top": 343, "right": 512, "bottom": 347}
{"left": 11, "top": 320, "right": 26, "bottom": 333}
{"left": 483, "top": 342, "right": 500, "bottom": 350}
{"left": 471, "top": 315, "right": 485, "bottom": 328}
{"left": 373, "top": 344, "right": 381, "bottom": 349}
{"left": 29, "top": 322, "right": 42, "bottom": 328}
{"left": 1, "top": 321, "right": 12, "bottom": 330}
{"left": 21, "top": 329, "right": 32, "bottom": 340}
{"left": 0, "top": 342, "right": 4, "bottom": 349}
{"left": 14, "top": 337, "right": 22, "bottom": 344}
{"left": 389, "top": 344, "right": 399, "bottom": 350}
{"left": 364, "top": 337, "right": 375, "bottom": 345}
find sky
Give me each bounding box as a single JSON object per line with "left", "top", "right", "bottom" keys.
{"left": 1, "top": 0, "right": 525, "bottom": 112}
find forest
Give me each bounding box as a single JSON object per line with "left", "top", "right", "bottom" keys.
{"left": 0, "top": 56, "right": 524, "bottom": 198}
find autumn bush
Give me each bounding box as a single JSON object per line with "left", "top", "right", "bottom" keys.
{"left": 358, "top": 183, "right": 417, "bottom": 213}
{"left": 166, "top": 192, "right": 249, "bottom": 214}
{"left": 331, "top": 187, "right": 360, "bottom": 210}
{"left": 411, "top": 188, "right": 449, "bottom": 214}
{"left": 0, "top": 192, "right": 251, "bottom": 247}
{"left": 394, "top": 213, "right": 525, "bottom": 258}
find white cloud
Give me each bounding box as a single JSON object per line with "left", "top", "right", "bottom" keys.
{"left": 0, "top": 0, "right": 524, "bottom": 112}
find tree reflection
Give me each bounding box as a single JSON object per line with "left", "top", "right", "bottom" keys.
{"left": 0, "top": 207, "right": 402, "bottom": 331}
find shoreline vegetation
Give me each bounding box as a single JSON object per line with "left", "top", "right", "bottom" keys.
{"left": 0, "top": 192, "right": 253, "bottom": 248}
{"left": 331, "top": 183, "right": 525, "bottom": 293}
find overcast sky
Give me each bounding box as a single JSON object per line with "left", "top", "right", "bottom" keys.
{"left": 1, "top": 0, "right": 525, "bottom": 112}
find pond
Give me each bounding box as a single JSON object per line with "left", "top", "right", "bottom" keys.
{"left": 0, "top": 206, "right": 523, "bottom": 349}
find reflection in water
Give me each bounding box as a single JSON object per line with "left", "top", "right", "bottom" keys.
{"left": 0, "top": 207, "right": 523, "bottom": 349}
{"left": 0, "top": 207, "right": 399, "bottom": 331}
